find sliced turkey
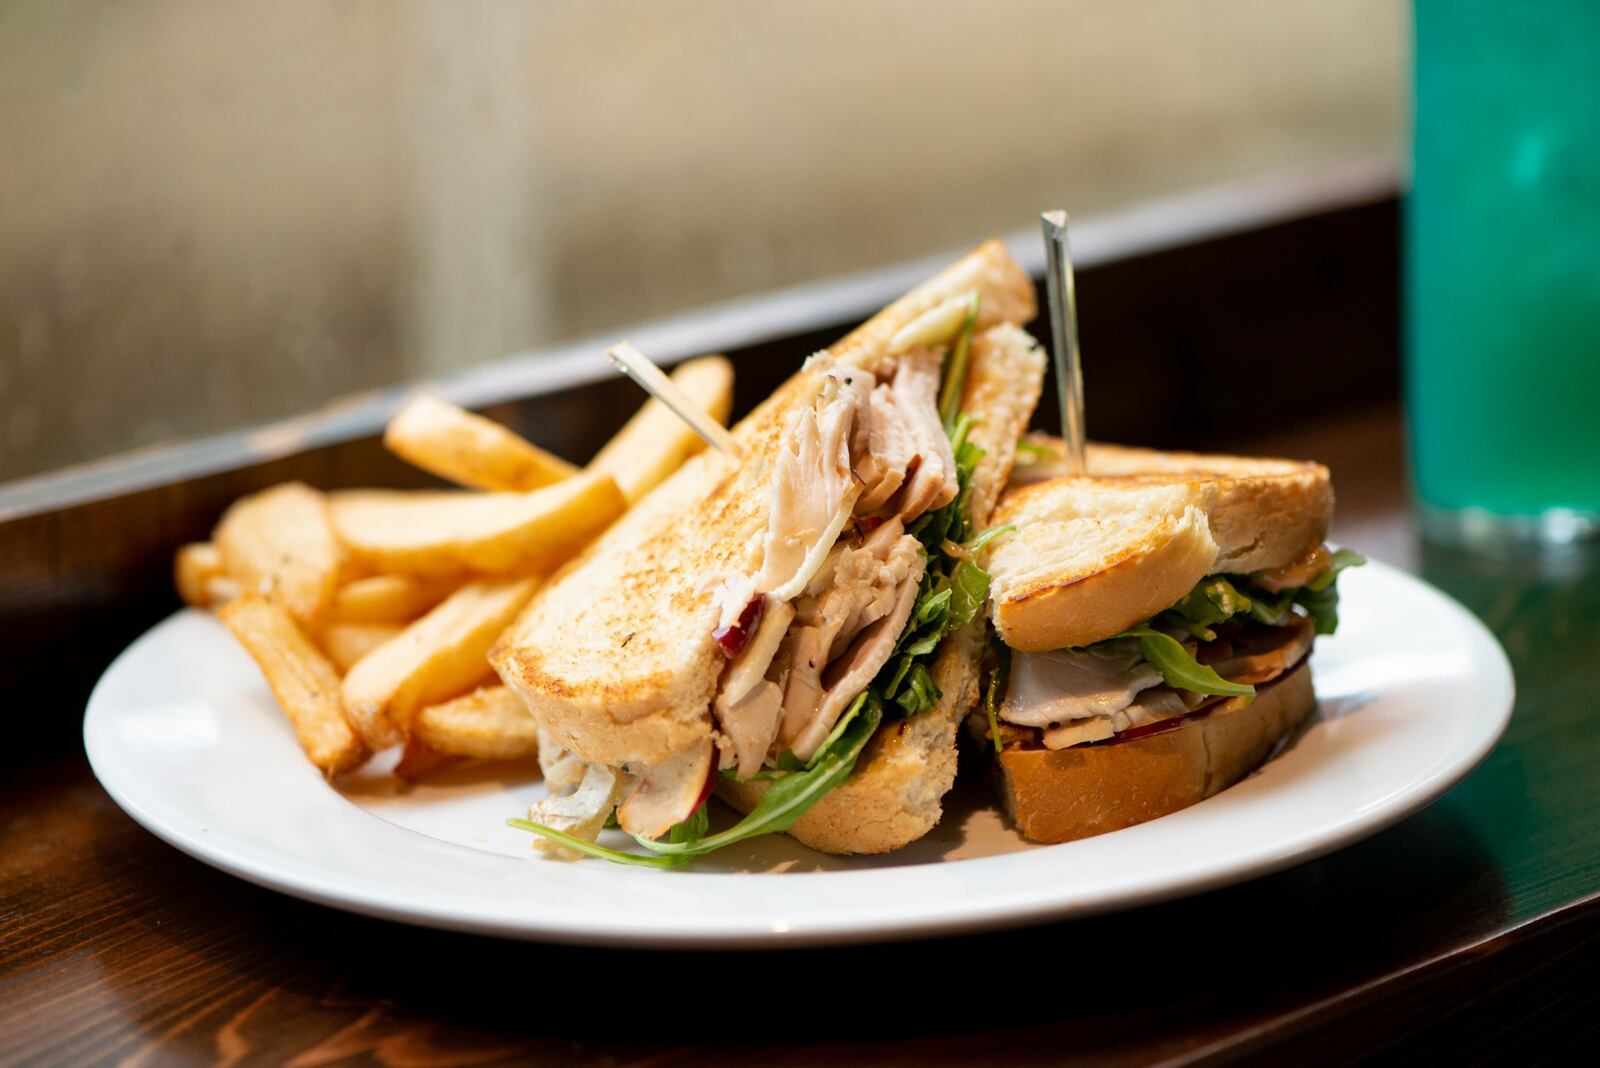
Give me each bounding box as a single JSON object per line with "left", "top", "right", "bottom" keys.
{"left": 776, "top": 519, "right": 926, "bottom": 762}
{"left": 1000, "top": 640, "right": 1164, "bottom": 729}
{"left": 881, "top": 350, "right": 958, "bottom": 521}
{"left": 748, "top": 368, "right": 867, "bottom": 611}
{"left": 855, "top": 383, "right": 914, "bottom": 514}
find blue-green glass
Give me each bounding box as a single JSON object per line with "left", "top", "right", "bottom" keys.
{"left": 1408, "top": 1, "right": 1600, "bottom": 521}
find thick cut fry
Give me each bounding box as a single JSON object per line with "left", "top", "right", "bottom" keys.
{"left": 341, "top": 577, "right": 539, "bottom": 748}
{"left": 218, "top": 593, "right": 367, "bottom": 774}
{"left": 328, "top": 473, "right": 625, "bottom": 577}
{"left": 206, "top": 575, "right": 243, "bottom": 606}
{"left": 318, "top": 621, "right": 404, "bottom": 674}
{"left": 414, "top": 685, "right": 540, "bottom": 760}
{"left": 384, "top": 394, "right": 578, "bottom": 492}
{"left": 328, "top": 574, "right": 457, "bottom": 624}
{"left": 393, "top": 736, "right": 458, "bottom": 782}
{"left": 214, "top": 482, "right": 344, "bottom": 623}
{"left": 589, "top": 355, "right": 734, "bottom": 503}
{"left": 174, "top": 542, "right": 225, "bottom": 607}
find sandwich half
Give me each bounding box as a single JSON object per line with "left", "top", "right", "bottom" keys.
{"left": 974, "top": 438, "right": 1361, "bottom": 844}
{"left": 493, "top": 241, "right": 1045, "bottom": 861}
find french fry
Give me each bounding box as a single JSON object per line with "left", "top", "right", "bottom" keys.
{"left": 384, "top": 394, "right": 578, "bottom": 492}
{"left": 328, "top": 574, "right": 457, "bottom": 624}
{"left": 206, "top": 575, "right": 243, "bottom": 607}
{"left": 318, "top": 621, "right": 403, "bottom": 674}
{"left": 214, "top": 482, "right": 344, "bottom": 623}
{"left": 174, "top": 542, "right": 225, "bottom": 607}
{"left": 414, "top": 685, "right": 540, "bottom": 760}
{"left": 393, "top": 735, "right": 458, "bottom": 782}
{"left": 589, "top": 355, "right": 734, "bottom": 503}
{"left": 328, "top": 472, "right": 625, "bottom": 577}
{"left": 218, "top": 593, "right": 367, "bottom": 774}
{"left": 341, "top": 576, "right": 539, "bottom": 748}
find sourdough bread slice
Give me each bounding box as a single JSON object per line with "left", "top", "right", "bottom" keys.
{"left": 986, "top": 440, "right": 1332, "bottom": 652}
{"left": 995, "top": 657, "right": 1314, "bottom": 844}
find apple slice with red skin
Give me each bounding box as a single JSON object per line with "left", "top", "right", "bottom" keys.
{"left": 616, "top": 737, "right": 716, "bottom": 839}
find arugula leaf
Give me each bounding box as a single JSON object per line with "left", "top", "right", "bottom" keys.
{"left": 1296, "top": 550, "right": 1365, "bottom": 633}
{"left": 1249, "top": 589, "right": 1297, "bottom": 626}
{"left": 668, "top": 803, "right": 710, "bottom": 845}
{"left": 893, "top": 661, "right": 940, "bottom": 716}
{"left": 1013, "top": 438, "right": 1055, "bottom": 459}
{"left": 506, "top": 819, "right": 685, "bottom": 868}
{"left": 633, "top": 702, "right": 883, "bottom": 857}
{"left": 1307, "top": 549, "right": 1366, "bottom": 593}
{"left": 964, "top": 522, "right": 1015, "bottom": 556}
{"left": 808, "top": 690, "right": 869, "bottom": 768}
{"left": 1115, "top": 625, "right": 1256, "bottom": 698}
{"left": 981, "top": 641, "right": 1011, "bottom": 756}
{"left": 1156, "top": 551, "right": 1366, "bottom": 638}
{"left": 1168, "top": 577, "right": 1254, "bottom": 630}
{"left": 914, "top": 586, "right": 953, "bottom": 629}
{"left": 947, "top": 557, "right": 992, "bottom": 632}
{"left": 768, "top": 749, "right": 807, "bottom": 774}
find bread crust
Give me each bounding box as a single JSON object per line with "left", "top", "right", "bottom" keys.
{"left": 996, "top": 658, "right": 1314, "bottom": 844}
{"left": 991, "top": 505, "right": 1218, "bottom": 653}
{"left": 987, "top": 441, "right": 1333, "bottom": 651}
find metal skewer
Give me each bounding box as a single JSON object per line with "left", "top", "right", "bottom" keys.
{"left": 605, "top": 341, "right": 742, "bottom": 458}
{"left": 1041, "top": 210, "right": 1087, "bottom": 476}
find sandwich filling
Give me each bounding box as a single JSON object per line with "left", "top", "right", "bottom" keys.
{"left": 519, "top": 294, "right": 1010, "bottom": 864}
{"left": 708, "top": 350, "right": 957, "bottom": 779}
{"left": 990, "top": 546, "right": 1363, "bottom": 750}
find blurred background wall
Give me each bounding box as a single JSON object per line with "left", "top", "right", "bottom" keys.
{"left": 0, "top": 0, "right": 1404, "bottom": 482}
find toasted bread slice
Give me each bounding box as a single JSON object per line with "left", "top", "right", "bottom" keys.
{"left": 987, "top": 440, "right": 1332, "bottom": 652}
{"left": 994, "top": 657, "right": 1314, "bottom": 844}
{"left": 492, "top": 241, "right": 1039, "bottom": 814}
{"left": 719, "top": 322, "right": 1046, "bottom": 853}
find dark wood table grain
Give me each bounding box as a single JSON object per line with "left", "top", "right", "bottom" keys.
{"left": 3, "top": 400, "right": 1597, "bottom": 1066}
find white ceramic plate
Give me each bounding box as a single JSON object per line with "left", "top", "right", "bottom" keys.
{"left": 85, "top": 559, "right": 1512, "bottom": 948}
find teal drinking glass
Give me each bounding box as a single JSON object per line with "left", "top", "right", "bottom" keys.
{"left": 1408, "top": 0, "right": 1600, "bottom": 546}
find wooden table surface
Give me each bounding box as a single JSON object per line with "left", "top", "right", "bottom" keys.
{"left": 3, "top": 401, "right": 1598, "bottom": 1066}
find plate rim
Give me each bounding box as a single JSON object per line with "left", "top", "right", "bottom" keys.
{"left": 84, "top": 559, "right": 1515, "bottom": 949}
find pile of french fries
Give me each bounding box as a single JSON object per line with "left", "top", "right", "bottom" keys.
{"left": 176, "top": 357, "right": 734, "bottom": 779}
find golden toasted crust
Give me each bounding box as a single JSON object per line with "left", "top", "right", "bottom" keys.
{"left": 988, "top": 441, "right": 1333, "bottom": 650}
{"left": 995, "top": 658, "right": 1314, "bottom": 844}
{"left": 492, "top": 240, "right": 1039, "bottom": 775}
{"left": 990, "top": 505, "right": 1220, "bottom": 652}
{"left": 1010, "top": 439, "right": 1333, "bottom": 575}
{"left": 830, "top": 240, "right": 1037, "bottom": 374}
{"left": 718, "top": 323, "right": 1046, "bottom": 854}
